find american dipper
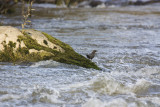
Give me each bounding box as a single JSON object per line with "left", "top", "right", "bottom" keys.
{"left": 86, "top": 50, "right": 97, "bottom": 60}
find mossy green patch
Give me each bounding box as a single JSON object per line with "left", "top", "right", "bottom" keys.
{"left": 42, "top": 32, "right": 73, "bottom": 51}
{"left": 42, "top": 32, "right": 100, "bottom": 70}
{"left": 0, "top": 41, "right": 16, "bottom": 62}
{"left": 18, "top": 33, "right": 58, "bottom": 54}
{"left": 0, "top": 40, "right": 53, "bottom": 63}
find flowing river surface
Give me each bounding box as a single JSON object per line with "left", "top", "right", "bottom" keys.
{"left": 0, "top": 3, "right": 160, "bottom": 107}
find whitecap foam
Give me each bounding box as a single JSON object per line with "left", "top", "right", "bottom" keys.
{"left": 0, "top": 94, "right": 21, "bottom": 102}
{"left": 135, "top": 66, "right": 160, "bottom": 79}
{"left": 130, "top": 79, "right": 151, "bottom": 95}
{"left": 30, "top": 60, "right": 80, "bottom": 69}
{"left": 30, "top": 60, "right": 61, "bottom": 68}
{"left": 83, "top": 96, "right": 160, "bottom": 107}
{"left": 31, "top": 85, "right": 63, "bottom": 104}
{"left": 139, "top": 97, "right": 160, "bottom": 106}
{"left": 82, "top": 98, "right": 105, "bottom": 107}
{"left": 82, "top": 98, "right": 128, "bottom": 107}
{"left": 87, "top": 74, "right": 152, "bottom": 96}
{"left": 89, "top": 75, "right": 130, "bottom": 95}
{"left": 56, "top": 72, "right": 154, "bottom": 96}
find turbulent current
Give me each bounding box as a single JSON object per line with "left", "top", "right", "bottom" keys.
{"left": 0, "top": 3, "right": 160, "bottom": 107}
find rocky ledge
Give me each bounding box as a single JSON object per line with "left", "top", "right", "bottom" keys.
{"left": 0, "top": 26, "right": 100, "bottom": 70}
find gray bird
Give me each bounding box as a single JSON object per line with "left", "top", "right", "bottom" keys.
{"left": 86, "top": 50, "right": 97, "bottom": 60}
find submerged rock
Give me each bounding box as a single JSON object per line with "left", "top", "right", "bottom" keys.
{"left": 0, "top": 26, "right": 100, "bottom": 70}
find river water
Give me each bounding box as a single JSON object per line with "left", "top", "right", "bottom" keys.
{"left": 0, "top": 3, "right": 160, "bottom": 107}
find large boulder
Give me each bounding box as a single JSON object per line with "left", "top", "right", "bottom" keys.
{"left": 0, "top": 26, "right": 100, "bottom": 70}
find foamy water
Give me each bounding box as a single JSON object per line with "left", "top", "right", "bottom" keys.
{"left": 0, "top": 3, "right": 160, "bottom": 107}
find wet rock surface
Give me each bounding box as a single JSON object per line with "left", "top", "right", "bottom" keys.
{"left": 0, "top": 26, "right": 100, "bottom": 69}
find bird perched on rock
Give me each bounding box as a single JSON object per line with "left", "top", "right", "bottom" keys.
{"left": 86, "top": 50, "right": 97, "bottom": 60}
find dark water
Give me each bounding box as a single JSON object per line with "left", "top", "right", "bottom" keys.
{"left": 0, "top": 3, "right": 160, "bottom": 107}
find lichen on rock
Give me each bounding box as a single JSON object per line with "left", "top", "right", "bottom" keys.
{"left": 0, "top": 26, "right": 100, "bottom": 70}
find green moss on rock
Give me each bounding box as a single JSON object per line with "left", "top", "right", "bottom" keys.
{"left": 42, "top": 32, "right": 100, "bottom": 70}
{"left": 0, "top": 41, "right": 15, "bottom": 62}
{"left": 0, "top": 41, "right": 53, "bottom": 63}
